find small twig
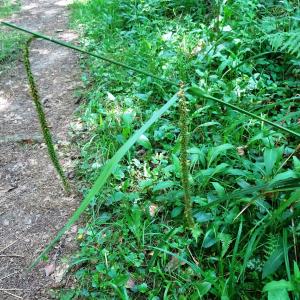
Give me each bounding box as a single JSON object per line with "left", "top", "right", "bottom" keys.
{"left": 276, "top": 144, "right": 300, "bottom": 175}
{"left": 0, "top": 241, "right": 17, "bottom": 253}
{"left": 0, "top": 271, "right": 18, "bottom": 282}
{"left": 0, "top": 255, "right": 24, "bottom": 258}
{"left": 234, "top": 203, "right": 252, "bottom": 222}
{"left": 2, "top": 290, "right": 23, "bottom": 299}
{"left": 104, "top": 251, "right": 109, "bottom": 269}
{"left": 187, "top": 246, "right": 199, "bottom": 265}
{"left": 65, "top": 274, "right": 71, "bottom": 287}
{"left": 0, "top": 289, "right": 25, "bottom": 291}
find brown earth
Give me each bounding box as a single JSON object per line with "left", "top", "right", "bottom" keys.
{"left": 0, "top": 1, "right": 81, "bottom": 299}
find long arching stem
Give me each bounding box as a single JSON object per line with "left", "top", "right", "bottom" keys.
{"left": 23, "top": 37, "right": 70, "bottom": 193}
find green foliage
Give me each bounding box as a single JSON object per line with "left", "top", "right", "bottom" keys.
{"left": 0, "top": 0, "right": 24, "bottom": 67}
{"left": 0, "top": 0, "right": 20, "bottom": 18}
{"left": 263, "top": 262, "right": 300, "bottom": 300}
{"left": 50, "top": 0, "right": 300, "bottom": 299}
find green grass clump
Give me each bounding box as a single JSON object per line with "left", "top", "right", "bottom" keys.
{"left": 0, "top": 30, "right": 24, "bottom": 64}
{"left": 50, "top": 0, "right": 300, "bottom": 299}
{"left": 0, "top": 0, "right": 25, "bottom": 68}
{"left": 0, "top": 0, "right": 20, "bottom": 18}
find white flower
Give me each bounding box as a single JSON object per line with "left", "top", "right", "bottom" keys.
{"left": 222, "top": 25, "right": 232, "bottom": 32}
{"left": 162, "top": 32, "right": 173, "bottom": 41}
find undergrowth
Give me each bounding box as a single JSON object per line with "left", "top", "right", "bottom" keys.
{"left": 56, "top": 0, "right": 300, "bottom": 299}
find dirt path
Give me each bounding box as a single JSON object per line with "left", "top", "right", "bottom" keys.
{"left": 0, "top": 1, "right": 80, "bottom": 298}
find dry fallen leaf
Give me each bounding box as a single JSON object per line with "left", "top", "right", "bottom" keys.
{"left": 165, "top": 256, "right": 186, "bottom": 271}
{"left": 44, "top": 263, "right": 56, "bottom": 276}
{"left": 149, "top": 204, "right": 158, "bottom": 217}
{"left": 125, "top": 278, "right": 135, "bottom": 289}
{"left": 53, "top": 263, "right": 69, "bottom": 283}
{"left": 191, "top": 40, "right": 205, "bottom": 56}
{"left": 237, "top": 146, "right": 246, "bottom": 156}
{"left": 70, "top": 225, "right": 78, "bottom": 234}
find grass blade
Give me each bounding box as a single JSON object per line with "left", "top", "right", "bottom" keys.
{"left": 239, "top": 227, "right": 264, "bottom": 282}
{"left": 29, "top": 93, "right": 179, "bottom": 269}
{"left": 149, "top": 246, "right": 204, "bottom": 276}
{"left": 228, "top": 220, "right": 243, "bottom": 294}
{"left": 283, "top": 229, "right": 291, "bottom": 281}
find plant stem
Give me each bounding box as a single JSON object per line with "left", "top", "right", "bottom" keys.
{"left": 23, "top": 37, "right": 70, "bottom": 193}
{"left": 178, "top": 83, "right": 194, "bottom": 228}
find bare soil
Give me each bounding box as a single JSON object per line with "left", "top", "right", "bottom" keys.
{"left": 0, "top": 1, "right": 81, "bottom": 298}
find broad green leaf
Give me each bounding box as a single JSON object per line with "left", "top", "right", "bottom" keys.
{"left": 293, "top": 156, "right": 300, "bottom": 172}
{"left": 201, "top": 178, "right": 300, "bottom": 210}
{"left": 264, "top": 148, "right": 279, "bottom": 176}
{"left": 196, "top": 281, "right": 211, "bottom": 296}
{"left": 262, "top": 246, "right": 285, "bottom": 279}
{"left": 172, "top": 154, "right": 181, "bottom": 173}
{"left": 188, "top": 147, "right": 206, "bottom": 166}
{"left": 225, "top": 168, "right": 248, "bottom": 176}
{"left": 152, "top": 181, "right": 174, "bottom": 192}
{"left": 171, "top": 206, "right": 183, "bottom": 218}
{"left": 202, "top": 229, "right": 217, "bottom": 248}
{"left": 194, "top": 212, "right": 213, "bottom": 223}
{"left": 137, "top": 134, "right": 151, "bottom": 149}
{"left": 270, "top": 170, "right": 297, "bottom": 184}
{"left": 212, "top": 182, "right": 225, "bottom": 196}
{"left": 266, "top": 289, "right": 290, "bottom": 300}
{"left": 263, "top": 280, "right": 293, "bottom": 292}
{"left": 30, "top": 93, "right": 179, "bottom": 269}
{"left": 139, "top": 179, "right": 153, "bottom": 189}
{"left": 294, "top": 261, "right": 300, "bottom": 280}
{"left": 122, "top": 110, "right": 135, "bottom": 125}
{"left": 197, "top": 163, "right": 229, "bottom": 178}
{"left": 207, "top": 144, "right": 233, "bottom": 167}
